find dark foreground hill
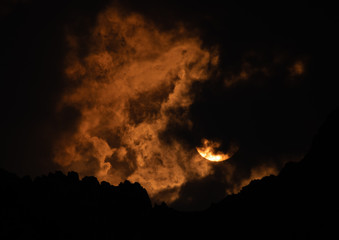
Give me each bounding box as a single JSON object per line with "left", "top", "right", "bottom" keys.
{"left": 0, "top": 170, "right": 152, "bottom": 239}
{"left": 1, "top": 108, "right": 338, "bottom": 239}
{"left": 149, "top": 108, "right": 339, "bottom": 239}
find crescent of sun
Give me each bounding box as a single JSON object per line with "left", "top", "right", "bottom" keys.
{"left": 196, "top": 138, "right": 237, "bottom": 162}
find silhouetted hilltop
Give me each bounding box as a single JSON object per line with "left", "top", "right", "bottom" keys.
{"left": 146, "top": 108, "right": 339, "bottom": 239}
{"left": 1, "top": 108, "right": 338, "bottom": 239}
{"left": 208, "top": 107, "right": 338, "bottom": 238}
{"left": 0, "top": 169, "right": 151, "bottom": 240}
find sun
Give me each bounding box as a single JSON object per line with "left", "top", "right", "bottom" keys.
{"left": 196, "top": 138, "right": 237, "bottom": 162}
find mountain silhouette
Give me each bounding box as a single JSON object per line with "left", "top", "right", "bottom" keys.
{"left": 147, "top": 107, "right": 339, "bottom": 239}
{"left": 0, "top": 169, "right": 152, "bottom": 239}
{"left": 1, "top": 108, "right": 338, "bottom": 239}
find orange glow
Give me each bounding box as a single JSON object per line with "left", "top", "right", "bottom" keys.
{"left": 226, "top": 164, "right": 280, "bottom": 195}
{"left": 224, "top": 61, "right": 270, "bottom": 87}
{"left": 225, "top": 155, "right": 301, "bottom": 195}
{"left": 196, "top": 139, "right": 237, "bottom": 162}
{"left": 54, "top": 6, "right": 219, "bottom": 204}
{"left": 290, "top": 61, "right": 304, "bottom": 76}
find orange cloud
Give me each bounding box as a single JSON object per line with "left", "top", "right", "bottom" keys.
{"left": 225, "top": 154, "right": 301, "bottom": 195}
{"left": 54, "top": 6, "right": 219, "bottom": 204}
{"left": 290, "top": 61, "right": 305, "bottom": 76}
{"left": 224, "top": 61, "right": 270, "bottom": 87}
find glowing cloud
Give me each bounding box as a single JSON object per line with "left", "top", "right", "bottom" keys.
{"left": 290, "top": 61, "right": 305, "bottom": 76}
{"left": 53, "top": 6, "right": 219, "bottom": 204}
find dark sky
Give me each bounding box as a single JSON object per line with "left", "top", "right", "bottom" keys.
{"left": 1, "top": 0, "right": 339, "bottom": 210}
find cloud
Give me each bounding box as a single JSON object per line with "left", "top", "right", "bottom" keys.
{"left": 52, "top": 3, "right": 324, "bottom": 209}
{"left": 3, "top": 1, "right": 338, "bottom": 211}
{"left": 54, "top": 5, "right": 219, "bottom": 204}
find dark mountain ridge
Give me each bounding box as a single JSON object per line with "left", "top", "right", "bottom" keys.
{"left": 1, "top": 107, "right": 338, "bottom": 239}
{"left": 146, "top": 107, "right": 339, "bottom": 239}
{"left": 0, "top": 170, "right": 152, "bottom": 239}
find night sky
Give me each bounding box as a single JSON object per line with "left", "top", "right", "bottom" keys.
{"left": 1, "top": 0, "right": 338, "bottom": 211}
